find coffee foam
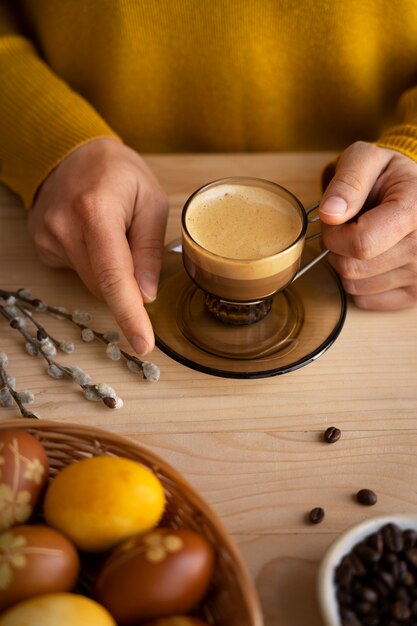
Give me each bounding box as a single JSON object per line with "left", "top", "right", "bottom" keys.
{"left": 185, "top": 184, "right": 302, "bottom": 260}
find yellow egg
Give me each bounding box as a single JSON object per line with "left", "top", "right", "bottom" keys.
{"left": 44, "top": 456, "right": 165, "bottom": 551}
{"left": 0, "top": 593, "right": 116, "bottom": 626}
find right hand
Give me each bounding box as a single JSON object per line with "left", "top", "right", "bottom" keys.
{"left": 319, "top": 141, "right": 417, "bottom": 310}
{"left": 27, "top": 138, "right": 169, "bottom": 356}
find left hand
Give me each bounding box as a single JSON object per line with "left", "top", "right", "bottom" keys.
{"left": 318, "top": 141, "right": 417, "bottom": 309}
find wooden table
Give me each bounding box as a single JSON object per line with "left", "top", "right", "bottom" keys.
{"left": 1, "top": 153, "right": 416, "bottom": 625}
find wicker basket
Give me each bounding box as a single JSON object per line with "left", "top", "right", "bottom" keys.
{"left": 0, "top": 418, "right": 264, "bottom": 626}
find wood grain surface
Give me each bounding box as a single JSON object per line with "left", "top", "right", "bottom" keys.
{"left": 1, "top": 152, "right": 416, "bottom": 625}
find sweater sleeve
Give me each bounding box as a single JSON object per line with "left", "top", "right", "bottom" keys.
{"left": 376, "top": 87, "right": 417, "bottom": 162}
{"left": 0, "top": 3, "right": 120, "bottom": 208}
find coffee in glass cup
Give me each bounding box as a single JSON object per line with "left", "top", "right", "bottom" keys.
{"left": 181, "top": 177, "right": 326, "bottom": 324}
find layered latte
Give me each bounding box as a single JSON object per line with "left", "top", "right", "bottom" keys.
{"left": 182, "top": 179, "right": 306, "bottom": 302}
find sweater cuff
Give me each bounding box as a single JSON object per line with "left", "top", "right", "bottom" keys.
{"left": 375, "top": 124, "right": 417, "bottom": 164}
{"left": 0, "top": 36, "right": 121, "bottom": 208}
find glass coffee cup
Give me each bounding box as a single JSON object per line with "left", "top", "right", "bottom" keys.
{"left": 181, "top": 176, "right": 329, "bottom": 325}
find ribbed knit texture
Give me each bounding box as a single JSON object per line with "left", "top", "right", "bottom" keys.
{"left": 376, "top": 88, "right": 417, "bottom": 157}
{"left": 1, "top": 0, "right": 417, "bottom": 207}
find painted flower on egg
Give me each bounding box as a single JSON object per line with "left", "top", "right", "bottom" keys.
{"left": 143, "top": 532, "right": 184, "bottom": 564}
{"left": 23, "top": 458, "right": 45, "bottom": 485}
{"left": 0, "top": 532, "right": 27, "bottom": 589}
{"left": 0, "top": 432, "right": 48, "bottom": 531}
{"left": 0, "top": 486, "right": 31, "bottom": 531}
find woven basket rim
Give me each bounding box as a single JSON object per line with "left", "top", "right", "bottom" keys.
{"left": 0, "top": 418, "right": 264, "bottom": 625}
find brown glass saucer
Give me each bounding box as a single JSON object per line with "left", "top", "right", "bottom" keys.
{"left": 145, "top": 240, "right": 347, "bottom": 378}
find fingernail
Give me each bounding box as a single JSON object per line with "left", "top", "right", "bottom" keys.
{"left": 131, "top": 335, "right": 150, "bottom": 356}
{"left": 139, "top": 271, "right": 158, "bottom": 303}
{"left": 320, "top": 196, "right": 348, "bottom": 216}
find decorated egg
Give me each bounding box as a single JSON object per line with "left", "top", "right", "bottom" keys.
{"left": 143, "top": 618, "right": 211, "bottom": 626}
{"left": 0, "top": 592, "right": 116, "bottom": 626}
{"left": 0, "top": 429, "right": 48, "bottom": 531}
{"left": 0, "top": 524, "right": 80, "bottom": 612}
{"left": 94, "top": 527, "right": 215, "bottom": 624}
{"left": 44, "top": 455, "right": 165, "bottom": 551}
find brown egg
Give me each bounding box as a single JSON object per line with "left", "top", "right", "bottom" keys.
{"left": 0, "top": 524, "right": 80, "bottom": 612}
{"left": 143, "top": 617, "right": 211, "bottom": 626}
{"left": 94, "top": 528, "right": 215, "bottom": 624}
{"left": 0, "top": 429, "right": 49, "bottom": 531}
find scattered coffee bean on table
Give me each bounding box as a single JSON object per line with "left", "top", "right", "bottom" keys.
{"left": 335, "top": 522, "right": 417, "bottom": 625}
{"left": 309, "top": 506, "right": 325, "bottom": 524}
{"left": 356, "top": 489, "right": 378, "bottom": 506}
{"left": 324, "top": 426, "right": 342, "bottom": 443}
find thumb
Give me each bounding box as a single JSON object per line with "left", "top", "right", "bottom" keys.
{"left": 318, "top": 141, "right": 393, "bottom": 226}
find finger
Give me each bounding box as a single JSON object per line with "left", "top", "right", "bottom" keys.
{"left": 129, "top": 193, "right": 168, "bottom": 303}
{"left": 325, "top": 233, "right": 417, "bottom": 277}
{"left": 59, "top": 232, "right": 140, "bottom": 312}
{"left": 353, "top": 287, "right": 417, "bottom": 310}
{"left": 64, "top": 243, "right": 102, "bottom": 299}
{"left": 321, "top": 198, "right": 416, "bottom": 260}
{"left": 83, "top": 217, "right": 155, "bottom": 355}
{"left": 318, "top": 142, "right": 393, "bottom": 225}
{"left": 340, "top": 266, "right": 416, "bottom": 296}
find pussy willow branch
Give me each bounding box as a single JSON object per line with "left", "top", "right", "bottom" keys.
{"left": 0, "top": 302, "right": 123, "bottom": 409}
{"left": 0, "top": 288, "right": 159, "bottom": 381}
{"left": 0, "top": 359, "right": 39, "bottom": 419}
{"left": 14, "top": 302, "right": 64, "bottom": 351}
{"left": 0, "top": 302, "right": 69, "bottom": 372}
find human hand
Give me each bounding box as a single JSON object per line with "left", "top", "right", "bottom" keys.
{"left": 318, "top": 141, "right": 417, "bottom": 309}
{"left": 27, "top": 138, "right": 169, "bottom": 355}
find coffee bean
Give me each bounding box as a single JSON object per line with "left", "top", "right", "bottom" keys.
{"left": 391, "top": 599, "right": 411, "bottom": 621}
{"left": 336, "top": 562, "right": 356, "bottom": 588}
{"left": 337, "top": 589, "right": 353, "bottom": 605}
{"left": 391, "top": 559, "right": 409, "bottom": 583}
{"left": 410, "top": 600, "right": 417, "bottom": 617}
{"left": 341, "top": 608, "right": 361, "bottom": 626}
{"left": 341, "top": 617, "right": 361, "bottom": 626}
{"left": 324, "top": 426, "right": 341, "bottom": 443}
{"left": 395, "top": 586, "right": 411, "bottom": 603}
{"left": 378, "top": 570, "right": 396, "bottom": 591}
{"left": 369, "top": 531, "right": 384, "bottom": 556}
{"left": 355, "top": 601, "right": 373, "bottom": 615}
{"left": 356, "top": 488, "right": 378, "bottom": 506}
{"left": 384, "top": 551, "right": 399, "bottom": 563}
{"left": 383, "top": 523, "right": 404, "bottom": 552}
{"left": 403, "top": 529, "right": 417, "bottom": 549}
{"left": 355, "top": 543, "right": 381, "bottom": 564}
{"left": 349, "top": 552, "right": 367, "bottom": 575}
{"left": 372, "top": 577, "right": 391, "bottom": 597}
{"left": 360, "top": 587, "right": 378, "bottom": 604}
{"left": 362, "top": 617, "right": 380, "bottom": 626}
{"left": 309, "top": 506, "right": 324, "bottom": 524}
{"left": 405, "top": 548, "right": 417, "bottom": 568}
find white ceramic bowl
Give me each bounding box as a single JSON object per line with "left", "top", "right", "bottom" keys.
{"left": 318, "top": 514, "right": 417, "bottom": 626}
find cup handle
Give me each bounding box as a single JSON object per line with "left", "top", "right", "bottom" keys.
{"left": 291, "top": 201, "right": 330, "bottom": 282}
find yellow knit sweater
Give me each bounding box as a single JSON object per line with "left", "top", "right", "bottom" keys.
{"left": 1, "top": 0, "right": 417, "bottom": 207}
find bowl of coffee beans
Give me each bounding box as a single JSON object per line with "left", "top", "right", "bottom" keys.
{"left": 318, "top": 515, "right": 417, "bottom": 626}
